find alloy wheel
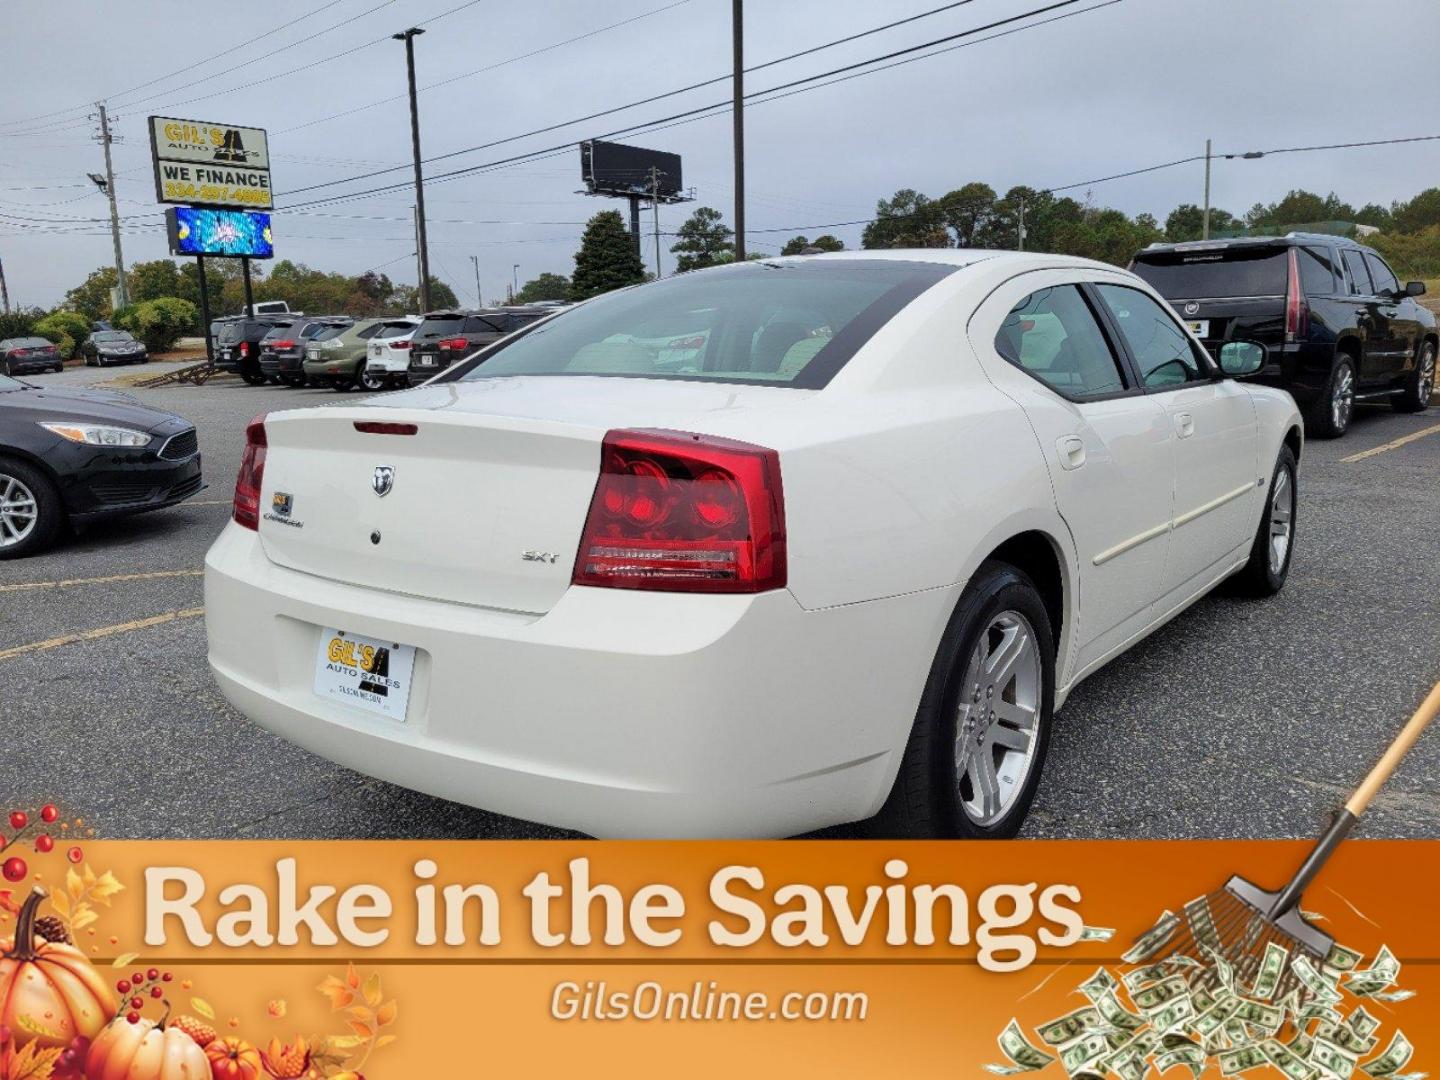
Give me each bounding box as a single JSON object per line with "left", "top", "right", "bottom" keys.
{"left": 1268, "top": 463, "right": 1294, "bottom": 575}
{"left": 359, "top": 370, "right": 385, "bottom": 392}
{"left": 1420, "top": 346, "right": 1436, "bottom": 404}
{"left": 0, "top": 473, "right": 39, "bottom": 549}
{"left": 954, "top": 610, "right": 1043, "bottom": 827}
{"left": 1332, "top": 365, "right": 1354, "bottom": 431}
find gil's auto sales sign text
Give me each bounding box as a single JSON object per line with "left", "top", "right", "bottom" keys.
{"left": 149, "top": 116, "right": 273, "bottom": 210}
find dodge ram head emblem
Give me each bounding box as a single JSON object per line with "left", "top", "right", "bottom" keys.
{"left": 372, "top": 465, "right": 396, "bottom": 497}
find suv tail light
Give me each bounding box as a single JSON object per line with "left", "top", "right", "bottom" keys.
{"left": 389, "top": 339, "right": 412, "bottom": 349}
{"left": 239, "top": 342, "right": 250, "bottom": 358}
{"left": 573, "top": 429, "right": 786, "bottom": 594}
{"left": 270, "top": 339, "right": 296, "bottom": 351}
{"left": 1285, "top": 248, "right": 1310, "bottom": 342}
{"left": 232, "top": 414, "right": 268, "bottom": 530}
{"left": 438, "top": 337, "right": 469, "bottom": 351}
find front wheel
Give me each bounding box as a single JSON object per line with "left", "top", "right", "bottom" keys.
{"left": 1235, "top": 444, "right": 1297, "bottom": 596}
{"left": 1306, "top": 356, "right": 1354, "bottom": 438}
{"left": 0, "top": 457, "right": 63, "bottom": 559}
{"left": 872, "top": 560, "right": 1054, "bottom": 839}
{"left": 1395, "top": 340, "right": 1435, "bottom": 413}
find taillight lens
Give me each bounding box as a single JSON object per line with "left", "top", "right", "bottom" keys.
{"left": 232, "top": 413, "right": 268, "bottom": 530}
{"left": 573, "top": 429, "right": 786, "bottom": 593}
{"left": 270, "top": 339, "right": 296, "bottom": 351}
{"left": 1286, "top": 248, "right": 1309, "bottom": 341}
{"left": 239, "top": 342, "right": 250, "bottom": 357}
{"left": 438, "top": 337, "right": 469, "bottom": 351}
{"left": 389, "top": 339, "right": 412, "bottom": 349}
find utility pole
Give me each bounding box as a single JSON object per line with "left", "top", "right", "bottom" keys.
{"left": 731, "top": 0, "right": 745, "bottom": 262}
{"left": 0, "top": 248, "right": 10, "bottom": 314}
{"left": 95, "top": 103, "right": 128, "bottom": 308}
{"left": 511, "top": 264, "right": 519, "bottom": 301}
{"left": 650, "top": 166, "right": 663, "bottom": 279}
{"left": 1017, "top": 196, "right": 1026, "bottom": 252}
{"left": 470, "top": 255, "right": 482, "bottom": 307}
{"left": 412, "top": 205, "right": 425, "bottom": 309}
{"left": 395, "top": 28, "right": 431, "bottom": 313}
{"left": 1202, "top": 138, "right": 1212, "bottom": 240}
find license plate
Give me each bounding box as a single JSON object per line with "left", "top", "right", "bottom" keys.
{"left": 306, "top": 347, "right": 319, "bottom": 360}
{"left": 1185, "top": 319, "right": 1209, "bottom": 337}
{"left": 220, "top": 349, "right": 231, "bottom": 361}
{"left": 419, "top": 356, "right": 435, "bottom": 366}
{"left": 313, "top": 628, "right": 416, "bottom": 722}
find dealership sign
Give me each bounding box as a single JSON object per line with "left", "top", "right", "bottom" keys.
{"left": 149, "top": 115, "right": 273, "bottom": 210}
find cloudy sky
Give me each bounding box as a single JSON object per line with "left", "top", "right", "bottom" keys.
{"left": 2, "top": 0, "right": 1437, "bottom": 309}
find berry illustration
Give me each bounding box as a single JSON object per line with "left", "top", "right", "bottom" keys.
{"left": 8, "top": 811, "right": 26, "bottom": 831}
{"left": 2, "top": 856, "right": 26, "bottom": 882}
{"left": 66, "top": 845, "right": 83, "bottom": 863}
{"left": 35, "top": 833, "right": 54, "bottom": 853}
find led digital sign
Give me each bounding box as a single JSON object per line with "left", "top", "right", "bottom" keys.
{"left": 166, "top": 207, "right": 274, "bottom": 259}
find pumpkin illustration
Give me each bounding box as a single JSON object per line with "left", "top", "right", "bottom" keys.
{"left": 0, "top": 887, "right": 115, "bottom": 1050}
{"left": 206, "top": 1036, "right": 266, "bottom": 1080}
{"left": 86, "top": 1010, "right": 210, "bottom": 1080}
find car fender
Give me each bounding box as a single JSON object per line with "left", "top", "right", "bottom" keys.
{"left": 1242, "top": 383, "right": 1304, "bottom": 499}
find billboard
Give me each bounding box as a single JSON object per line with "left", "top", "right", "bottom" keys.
{"left": 166, "top": 207, "right": 273, "bottom": 259}
{"left": 149, "top": 116, "right": 273, "bottom": 209}
{"left": 581, "top": 140, "right": 683, "bottom": 200}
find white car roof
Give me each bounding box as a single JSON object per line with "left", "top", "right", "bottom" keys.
{"left": 771, "top": 248, "right": 1121, "bottom": 274}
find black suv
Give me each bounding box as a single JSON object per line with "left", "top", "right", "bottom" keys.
{"left": 407, "top": 307, "right": 551, "bottom": 385}
{"left": 1132, "top": 234, "right": 1436, "bottom": 437}
{"left": 215, "top": 315, "right": 293, "bottom": 385}
{"left": 259, "top": 317, "right": 352, "bottom": 388}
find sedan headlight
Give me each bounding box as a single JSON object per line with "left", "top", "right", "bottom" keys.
{"left": 40, "top": 422, "right": 153, "bottom": 448}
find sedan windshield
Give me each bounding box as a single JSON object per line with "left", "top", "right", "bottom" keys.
{"left": 454, "top": 260, "right": 954, "bottom": 389}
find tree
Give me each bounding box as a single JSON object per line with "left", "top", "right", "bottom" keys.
{"left": 64, "top": 267, "right": 119, "bottom": 322}
{"left": 514, "top": 272, "right": 571, "bottom": 302}
{"left": 571, "top": 210, "right": 646, "bottom": 300}
{"left": 861, "top": 189, "right": 947, "bottom": 248}
{"left": 426, "top": 276, "right": 458, "bottom": 310}
{"left": 670, "top": 206, "right": 734, "bottom": 272}
{"left": 938, "top": 182, "right": 997, "bottom": 247}
{"left": 1165, "top": 203, "right": 1205, "bottom": 242}
{"left": 128, "top": 259, "right": 182, "bottom": 303}
{"left": 1354, "top": 203, "right": 1394, "bottom": 231}
{"left": 779, "top": 234, "right": 844, "bottom": 255}
{"left": 1393, "top": 188, "right": 1440, "bottom": 234}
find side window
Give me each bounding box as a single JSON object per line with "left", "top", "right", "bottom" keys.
{"left": 1343, "top": 249, "right": 1373, "bottom": 295}
{"left": 1364, "top": 253, "right": 1399, "bottom": 296}
{"left": 1298, "top": 246, "right": 1336, "bottom": 295}
{"left": 1094, "top": 283, "right": 1209, "bottom": 389}
{"left": 994, "top": 285, "right": 1128, "bottom": 399}
{"left": 465, "top": 315, "right": 507, "bottom": 334}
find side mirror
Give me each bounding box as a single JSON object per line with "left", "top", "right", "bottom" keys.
{"left": 1219, "top": 340, "right": 1265, "bottom": 377}
{"left": 1405, "top": 281, "right": 1427, "bottom": 297}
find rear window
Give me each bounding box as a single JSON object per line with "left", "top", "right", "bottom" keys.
{"left": 453, "top": 259, "right": 954, "bottom": 389}
{"left": 15, "top": 337, "right": 53, "bottom": 349}
{"left": 312, "top": 325, "right": 348, "bottom": 342}
{"left": 463, "top": 314, "right": 508, "bottom": 334}
{"left": 416, "top": 315, "right": 465, "bottom": 339}
{"left": 1132, "top": 248, "right": 1289, "bottom": 299}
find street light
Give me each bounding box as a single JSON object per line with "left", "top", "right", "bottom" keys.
{"left": 394, "top": 27, "right": 431, "bottom": 313}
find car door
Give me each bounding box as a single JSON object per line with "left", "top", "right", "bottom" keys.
{"left": 1091, "top": 282, "right": 1259, "bottom": 599}
{"left": 975, "top": 273, "right": 1175, "bottom": 675}
{"left": 1340, "top": 248, "right": 1398, "bottom": 385}
{"left": 1364, "top": 252, "right": 1420, "bottom": 380}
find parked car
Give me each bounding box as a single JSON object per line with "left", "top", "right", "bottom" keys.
{"left": 82, "top": 329, "right": 148, "bottom": 366}
{"left": 0, "top": 338, "right": 63, "bottom": 376}
{"left": 205, "top": 251, "right": 1302, "bottom": 839}
{"left": 215, "top": 316, "right": 293, "bottom": 385}
{"left": 407, "top": 307, "right": 551, "bottom": 384}
{"left": 209, "top": 316, "right": 242, "bottom": 361}
{"left": 1131, "top": 233, "right": 1437, "bottom": 437}
{"left": 304, "top": 317, "right": 419, "bottom": 392}
{"left": 0, "top": 371, "right": 202, "bottom": 557}
{"left": 260, "top": 318, "right": 352, "bottom": 387}
{"left": 363, "top": 321, "right": 422, "bottom": 389}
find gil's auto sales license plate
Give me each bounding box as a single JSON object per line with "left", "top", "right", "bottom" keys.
{"left": 313, "top": 628, "right": 416, "bottom": 722}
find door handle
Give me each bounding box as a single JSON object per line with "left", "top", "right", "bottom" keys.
{"left": 1056, "top": 435, "right": 1086, "bottom": 470}
{"left": 1174, "top": 411, "right": 1195, "bottom": 438}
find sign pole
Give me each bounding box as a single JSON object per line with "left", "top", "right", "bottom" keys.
{"left": 241, "top": 257, "right": 254, "bottom": 314}
{"left": 196, "top": 256, "right": 213, "bottom": 364}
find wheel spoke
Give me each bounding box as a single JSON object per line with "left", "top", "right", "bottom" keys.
{"left": 990, "top": 723, "right": 1032, "bottom": 753}
{"left": 985, "top": 622, "right": 1030, "bottom": 689}
{"left": 968, "top": 752, "right": 1003, "bottom": 819}
{"left": 993, "top": 698, "right": 1036, "bottom": 730}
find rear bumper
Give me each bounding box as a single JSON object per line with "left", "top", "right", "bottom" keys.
{"left": 204, "top": 524, "right": 949, "bottom": 837}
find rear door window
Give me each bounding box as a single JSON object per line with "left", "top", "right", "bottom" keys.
{"left": 1094, "top": 283, "right": 1210, "bottom": 389}
{"left": 1343, "top": 249, "right": 1373, "bottom": 295}
{"left": 1131, "top": 248, "right": 1289, "bottom": 298}
{"left": 1364, "top": 253, "right": 1400, "bottom": 295}
{"left": 1298, "top": 246, "right": 1337, "bottom": 295}
{"left": 995, "top": 285, "right": 1128, "bottom": 399}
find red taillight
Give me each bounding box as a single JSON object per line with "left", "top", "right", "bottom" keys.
{"left": 353, "top": 421, "right": 417, "bottom": 435}
{"left": 1286, "top": 248, "right": 1309, "bottom": 341}
{"left": 573, "top": 429, "right": 786, "bottom": 594}
{"left": 438, "top": 337, "right": 469, "bottom": 351}
{"left": 389, "top": 339, "right": 412, "bottom": 349}
{"left": 232, "top": 413, "right": 268, "bottom": 531}
{"left": 271, "top": 339, "right": 296, "bottom": 351}
{"left": 239, "top": 342, "right": 250, "bottom": 358}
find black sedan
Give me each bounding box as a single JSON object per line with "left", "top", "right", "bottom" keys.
{"left": 1, "top": 337, "right": 64, "bottom": 376}
{"left": 0, "top": 372, "right": 203, "bottom": 558}
{"left": 82, "top": 329, "right": 149, "bottom": 366}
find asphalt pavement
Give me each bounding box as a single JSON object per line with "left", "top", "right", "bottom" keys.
{"left": 1, "top": 361, "right": 1437, "bottom": 841}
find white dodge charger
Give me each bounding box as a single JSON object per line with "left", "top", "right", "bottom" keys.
{"left": 205, "top": 251, "right": 1302, "bottom": 839}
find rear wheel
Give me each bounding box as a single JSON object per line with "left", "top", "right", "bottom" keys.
{"left": 0, "top": 457, "right": 63, "bottom": 559}
{"left": 1306, "top": 355, "right": 1354, "bottom": 438}
{"left": 240, "top": 369, "right": 266, "bottom": 386}
{"left": 872, "top": 561, "right": 1054, "bottom": 839}
{"left": 1235, "top": 444, "right": 1297, "bottom": 596}
{"left": 1395, "top": 340, "right": 1435, "bottom": 413}
{"left": 331, "top": 375, "right": 356, "bottom": 392}
{"left": 358, "top": 368, "right": 386, "bottom": 392}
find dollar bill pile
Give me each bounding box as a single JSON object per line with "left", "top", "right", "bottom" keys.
{"left": 986, "top": 912, "right": 1422, "bottom": 1080}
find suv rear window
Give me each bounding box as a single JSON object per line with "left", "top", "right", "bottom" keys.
{"left": 1132, "top": 247, "right": 1289, "bottom": 299}
{"left": 416, "top": 315, "right": 465, "bottom": 339}
{"left": 453, "top": 260, "right": 954, "bottom": 389}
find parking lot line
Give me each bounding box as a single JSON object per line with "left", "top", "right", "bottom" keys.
{"left": 0, "top": 607, "right": 204, "bottom": 663}
{"left": 0, "top": 568, "right": 203, "bottom": 593}
{"left": 1340, "top": 422, "right": 1440, "bottom": 463}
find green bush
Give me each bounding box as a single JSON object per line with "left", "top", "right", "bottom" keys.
{"left": 33, "top": 311, "right": 91, "bottom": 359}
{"left": 1366, "top": 227, "right": 1440, "bottom": 281}
{"left": 0, "top": 308, "right": 44, "bottom": 340}
{"left": 113, "top": 296, "right": 198, "bottom": 352}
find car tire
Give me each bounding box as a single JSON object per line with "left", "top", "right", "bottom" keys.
{"left": 1306, "top": 355, "right": 1355, "bottom": 438}
{"left": 331, "top": 376, "right": 355, "bottom": 392}
{"left": 0, "top": 456, "right": 63, "bottom": 560}
{"left": 871, "top": 560, "right": 1055, "bottom": 839}
{"left": 240, "top": 370, "right": 266, "bottom": 386}
{"left": 1394, "top": 339, "right": 1435, "bottom": 413}
{"left": 1234, "top": 443, "right": 1297, "bottom": 597}
{"left": 358, "top": 369, "right": 386, "bottom": 392}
